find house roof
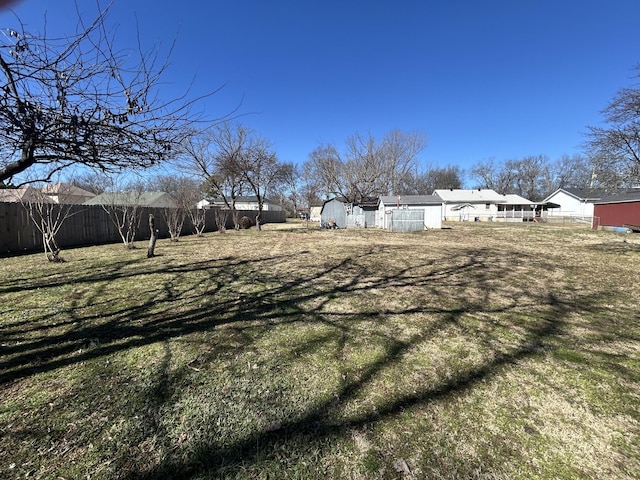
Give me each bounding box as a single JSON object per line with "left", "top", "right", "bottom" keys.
{"left": 0, "top": 186, "right": 51, "bottom": 203}
{"left": 501, "top": 194, "right": 535, "bottom": 205}
{"left": 41, "top": 182, "right": 95, "bottom": 197}
{"left": 84, "top": 191, "right": 177, "bottom": 208}
{"left": 563, "top": 187, "right": 608, "bottom": 200}
{"left": 433, "top": 189, "right": 506, "bottom": 203}
{"left": 380, "top": 195, "right": 442, "bottom": 206}
{"left": 594, "top": 189, "right": 640, "bottom": 204}
{"left": 543, "top": 188, "right": 608, "bottom": 203}
{"left": 322, "top": 196, "right": 379, "bottom": 207}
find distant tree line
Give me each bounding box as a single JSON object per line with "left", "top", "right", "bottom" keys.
{"left": 469, "top": 154, "right": 593, "bottom": 202}
{"left": 301, "top": 130, "right": 462, "bottom": 205}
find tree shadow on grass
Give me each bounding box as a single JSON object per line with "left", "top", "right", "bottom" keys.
{"left": 129, "top": 291, "right": 595, "bottom": 480}
{"left": 0, "top": 241, "right": 633, "bottom": 479}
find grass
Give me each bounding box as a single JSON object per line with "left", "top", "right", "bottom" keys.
{"left": 1, "top": 221, "right": 639, "bottom": 479}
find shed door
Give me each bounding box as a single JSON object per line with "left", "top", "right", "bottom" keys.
{"left": 390, "top": 209, "right": 424, "bottom": 232}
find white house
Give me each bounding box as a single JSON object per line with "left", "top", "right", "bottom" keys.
{"left": 495, "top": 194, "right": 536, "bottom": 221}
{"left": 235, "top": 196, "right": 283, "bottom": 211}
{"left": 197, "top": 196, "right": 283, "bottom": 211}
{"left": 433, "top": 189, "right": 508, "bottom": 221}
{"left": 378, "top": 195, "right": 442, "bottom": 230}
{"left": 541, "top": 188, "right": 606, "bottom": 218}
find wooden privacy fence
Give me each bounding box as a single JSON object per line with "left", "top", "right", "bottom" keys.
{"left": 0, "top": 203, "right": 286, "bottom": 254}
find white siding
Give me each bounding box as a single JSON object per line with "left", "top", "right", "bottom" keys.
{"left": 545, "top": 191, "right": 595, "bottom": 217}
{"left": 378, "top": 201, "right": 441, "bottom": 229}
{"left": 234, "top": 201, "right": 283, "bottom": 211}
{"left": 441, "top": 202, "right": 499, "bottom": 221}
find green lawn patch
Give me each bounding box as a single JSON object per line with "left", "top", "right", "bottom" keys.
{"left": 1, "top": 224, "right": 639, "bottom": 479}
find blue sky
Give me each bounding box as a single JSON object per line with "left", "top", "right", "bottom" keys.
{"left": 4, "top": 0, "right": 640, "bottom": 180}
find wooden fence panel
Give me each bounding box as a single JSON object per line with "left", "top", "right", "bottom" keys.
{"left": 0, "top": 203, "right": 286, "bottom": 254}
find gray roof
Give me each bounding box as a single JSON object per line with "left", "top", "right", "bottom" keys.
{"left": 380, "top": 195, "right": 442, "bottom": 206}
{"left": 561, "top": 188, "right": 608, "bottom": 201}
{"left": 323, "top": 196, "right": 379, "bottom": 207}
{"left": 594, "top": 189, "right": 640, "bottom": 204}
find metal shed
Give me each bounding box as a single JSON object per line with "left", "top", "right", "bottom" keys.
{"left": 320, "top": 198, "right": 348, "bottom": 228}
{"left": 320, "top": 197, "right": 379, "bottom": 228}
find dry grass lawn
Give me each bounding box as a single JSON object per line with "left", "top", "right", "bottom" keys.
{"left": 1, "top": 221, "right": 639, "bottom": 479}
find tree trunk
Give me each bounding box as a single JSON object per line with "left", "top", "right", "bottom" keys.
{"left": 147, "top": 214, "right": 158, "bottom": 258}
{"left": 255, "top": 212, "right": 262, "bottom": 231}
{"left": 43, "top": 231, "right": 62, "bottom": 262}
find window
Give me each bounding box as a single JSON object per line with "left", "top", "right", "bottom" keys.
{"left": 485, "top": 203, "right": 490, "bottom": 210}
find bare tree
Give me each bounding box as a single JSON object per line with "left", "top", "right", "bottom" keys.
{"left": 470, "top": 158, "right": 516, "bottom": 194}
{"left": 0, "top": 3, "right": 222, "bottom": 186}
{"left": 147, "top": 174, "right": 201, "bottom": 241}
{"left": 188, "top": 200, "right": 208, "bottom": 236}
{"left": 509, "top": 155, "right": 549, "bottom": 201}
{"left": 94, "top": 179, "right": 145, "bottom": 248}
{"left": 267, "top": 162, "right": 301, "bottom": 217}
{"left": 12, "top": 182, "right": 77, "bottom": 261}
{"left": 471, "top": 155, "right": 592, "bottom": 200}
{"left": 544, "top": 154, "right": 592, "bottom": 193}
{"left": 308, "top": 130, "right": 426, "bottom": 202}
{"left": 210, "top": 206, "right": 228, "bottom": 233}
{"left": 380, "top": 130, "right": 428, "bottom": 194}
{"left": 68, "top": 171, "right": 113, "bottom": 195}
{"left": 300, "top": 159, "right": 323, "bottom": 217}
{"left": 308, "top": 143, "right": 348, "bottom": 199}
{"left": 586, "top": 65, "right": 640, "bottom": 187}
{"left": 236, "top": 136, "right": 286, "bottom": 231}
{"left": 471, "top": 157, "right": 544, "bottom": 199}
{"left": 181, "top": 122, "right": 248, "bottom": 230}
{"left": 399, "top": 164, "right": 463, "bottom": 194}
{"left": 343, "top": 132, "right": 386, "bottom": 201}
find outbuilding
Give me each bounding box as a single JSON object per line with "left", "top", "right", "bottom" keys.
{"left": 378, "top": 195, "right": 442, "bottom": 231}
{"left": 320, "top": 197, "right": 378, "bottom": 228}
{"left": 592, "top": 190, "right": 640, "bottom": 230}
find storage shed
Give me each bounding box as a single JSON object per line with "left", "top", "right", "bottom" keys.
{"left": 320, "top": 197, "right": 378, "bottom": 228}
{"left": 378, "top": 195, "right": 442, "bottom": 231}
{"left": 592, "top": 190, "right": 640, "bottom": 230}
